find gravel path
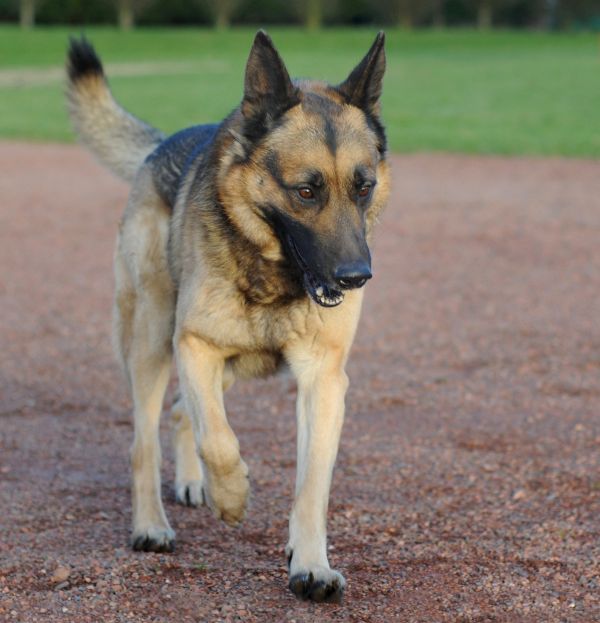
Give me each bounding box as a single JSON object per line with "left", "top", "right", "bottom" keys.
{"left": 0, "top": 61, "right": 225, "bottom": 87}
{"left": 1, "top": 143, "right": 599, "bottom": 622}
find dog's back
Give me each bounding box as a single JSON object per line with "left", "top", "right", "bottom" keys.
{"left": 67, "top": 38, "right": 229, "bottom": 213}
{"left": 145, "top": 124, "right": 221, "bottom": 208}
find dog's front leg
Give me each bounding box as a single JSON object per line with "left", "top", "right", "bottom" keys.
{"left": 175, "top": 331, "right": 249, "bottom": 525}
{"left": 285, "top": 343, "right": 350, "bottom": 603}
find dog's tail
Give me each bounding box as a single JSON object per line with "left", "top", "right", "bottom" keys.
{"left": 66, "top": 37, "right": 164, "bottom": 183}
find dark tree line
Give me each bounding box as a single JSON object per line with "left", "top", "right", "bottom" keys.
{"left": 3, "top": 0, "right": 598, "bottom": 30}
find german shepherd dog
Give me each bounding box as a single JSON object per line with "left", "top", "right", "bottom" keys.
{"left": 66, "top": 31, "right": 389, "bottom": 603}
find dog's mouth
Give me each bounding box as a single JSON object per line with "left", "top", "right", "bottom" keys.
{"left": 303, "top": 272, "right": 344, "bottom": 308}
{"left": 286, "top": 235, "right": 344, "bottom": 308}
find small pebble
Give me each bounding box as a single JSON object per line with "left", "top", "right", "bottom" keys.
{"left": 51, "top": 566, "right": 70, "bottom": 584}
{"left": 512, "top": 489, "right": 526, "bottom": 501}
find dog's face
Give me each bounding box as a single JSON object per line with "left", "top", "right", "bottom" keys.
{"left": 220, "top": 32, "right": 390, "bottom": 308}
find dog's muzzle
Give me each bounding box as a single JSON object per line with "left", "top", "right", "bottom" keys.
{"left": 287, "top": 236, "right": 371, "bottom": 308}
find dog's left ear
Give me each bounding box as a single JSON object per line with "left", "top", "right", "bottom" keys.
{"left": 336, "top": 31, "right": 386, "bottom": 116}
{"left": 241, "top": 31, "right": 300, "bottom": 139}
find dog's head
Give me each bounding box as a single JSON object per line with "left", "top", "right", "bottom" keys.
{"left": 219, "top": 31, "right": 390, "bottom": 308}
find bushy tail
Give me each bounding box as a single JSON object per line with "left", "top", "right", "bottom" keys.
{"left": 66, "top": 37, "right": 164, "bottom": 183}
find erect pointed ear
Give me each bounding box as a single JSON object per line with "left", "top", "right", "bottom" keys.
{"left": 241, "top": 31, "right": 300, "bottom": 137}
{"left": 336, "top": 31, "right": 386, "bottom": 115}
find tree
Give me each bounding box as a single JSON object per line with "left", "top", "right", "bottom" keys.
{"left": 392, "top": 0, "right": 438, "bottom": 29}
{"left": 115, "top": 0, "right": 150, "bottom": 30}
{"left": 555, "top": 0, "right": 599, "bottom": 29}
{"left": 476, "top": 0, "right": 492, "bottom": 28}
{"left": 298, "top": 0, "right": 340, "bottom": 29}
{"left": 469, "top": 0, "right": 521, "bottom": 29}
{"left": 20, "top": 0, "right": 35, "bottom": 28}
{"left": 117, "top": 0, "right": 133, "bottom": 29}
{"left": 396, "top": 0, "right": 415, "bottom": 28}
{"left": 205, "top": 0, "right": 239, "bottom": 28}
{"left": 305, "top": 0, "right": 322, "bottom": 29}
{"left": 432, "top": 0, "right": 446, "bottom": 27}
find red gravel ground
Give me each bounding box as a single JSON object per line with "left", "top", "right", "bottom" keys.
{"left": 1, "top": 142, "right": 599, "bottom": 622}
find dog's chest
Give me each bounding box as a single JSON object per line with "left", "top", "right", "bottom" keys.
{"left": 186, "top": 277, "right": 321, "bottom": 353}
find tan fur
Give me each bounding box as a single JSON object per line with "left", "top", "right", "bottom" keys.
{"left": 68, "top": 74, "right": 164, "bottom": 182}
{"left": 72, "top": 31, "right": 389, "bottom": 601}
{"left": 117, "top": 99, "right": 389, "bottom": 590}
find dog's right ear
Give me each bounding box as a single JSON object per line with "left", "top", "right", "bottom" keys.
{"left": 241, "top": 31, "right": 300, "bottom": 141}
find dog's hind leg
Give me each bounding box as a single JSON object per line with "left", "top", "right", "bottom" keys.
{"left": 128, "top": 315, "right": 174, "bottom": 552}
{"left": 115, "top": 268, "right": 175, "bottom": 551}
{"left": 171, "top": 397, "right": 204, "bottom": 507}
{"left": 172, "top": 365, "right": 234, "bottom": 508}
{"left": 114, "top": 177, "right": 176, "bottom": 552}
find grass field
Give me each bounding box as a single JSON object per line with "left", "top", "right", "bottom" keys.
{"left": 0, "top": 26, "right": 598, "bottom": 156}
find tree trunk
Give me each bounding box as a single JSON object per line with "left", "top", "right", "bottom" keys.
{"left": 20, "top": 0, "right": 35, "bottom": 29}
{"left": 215, "top": 0, "right": 234, "bottom": 29}
{"left": 541, "top": 0, "right": 558, "bottom": 30}
{"left": 397, "top": 0, "right": 413, "bottom": 30}
{"left": 118, "top": 0, "right": 135, "bottom": 31}
{"left": 215, "top": 12, "right": 229, "bottom": 29}
{"left": 305, "top": 0, "right": 322, "bottom": 30}
{"left": 477, "top": 0, "right": 493, "bottom": 29}
{"left": 432, "top": 0, "right": 445, "bottom": 28}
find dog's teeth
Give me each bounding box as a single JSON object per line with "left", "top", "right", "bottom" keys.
{"left": 312, "top": 288, "right": 345, "bottom": 307}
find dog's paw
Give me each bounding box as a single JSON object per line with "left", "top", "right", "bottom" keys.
{"left": 288, "top": 565, "right": 346, "bottom": 603}
{"left": 131, "top": 526, "right": 175, "bottom": 553}
{"left": 204, "top": 458, "right": 249, "bottom": 526}
{"left": 175, "top": 479, "right": 205, "bottom": 507}
{"left": 174, "top": 435, "right": 205, "bottom": 507}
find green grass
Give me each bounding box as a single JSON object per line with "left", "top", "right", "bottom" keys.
{"left": 0, "top": 26, "right": 598, "bottom": 156}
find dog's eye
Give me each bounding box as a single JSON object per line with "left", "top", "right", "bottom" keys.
{"left": 357, "top": 183, "right": 372, "bottom": 198}
{"left": 298, "top": 187, "right": 314, "bottom": 200}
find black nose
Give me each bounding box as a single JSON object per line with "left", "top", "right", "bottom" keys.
{"left": 334, "top": 261, "right": 372, "bottom": 290}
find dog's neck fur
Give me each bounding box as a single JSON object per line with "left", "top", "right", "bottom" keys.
{"left": 205, "top": 195, "right": 306, "bottom": 307}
